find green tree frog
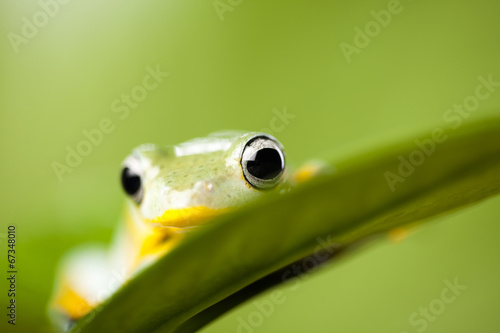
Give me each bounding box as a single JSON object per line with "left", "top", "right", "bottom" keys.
{"left": 50, "top": 131, "right": 318, "bottom": 327}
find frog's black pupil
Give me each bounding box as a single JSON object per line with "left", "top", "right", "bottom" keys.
{"left": 246, "top": 148, "right": 283, "bottom": 180}
{"left": 121, "top": 167, "right": 141, "bottom": 196}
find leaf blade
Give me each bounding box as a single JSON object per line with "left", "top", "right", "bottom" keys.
{"left": 72, "top": 117, "right": 500, "bottom": 333}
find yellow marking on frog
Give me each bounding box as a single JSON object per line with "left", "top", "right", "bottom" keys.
{"left": 129, "top": 206, "right": 230, "bottom": 268}
{"left": 388, "top": 224, "right": 418, "bottom": 242}
{"left": 150, "top": 206, "right": 230, "bottom": 228}
{"left": 52, "top": 281, "right": 93, "bottom": 320}
{"left": 134, "top": 227, "right": 185, "bottom": 267}
{"left": 293, "top": 164, "right": 322, "bottom": 183}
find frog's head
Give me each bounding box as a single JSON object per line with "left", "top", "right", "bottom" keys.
{"left": 120, "top": 132, "right": 287, "bottom": 228}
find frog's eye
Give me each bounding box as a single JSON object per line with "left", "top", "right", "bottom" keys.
{"left": 241, "top": 136, "right": 285, "bottom": 190}
{"left": 121, "top": 158, "right": 144, "bottom": 204}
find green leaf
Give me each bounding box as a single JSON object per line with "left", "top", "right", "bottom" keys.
{"left": 71, "top": 117, "right": 500, "bottom": 333}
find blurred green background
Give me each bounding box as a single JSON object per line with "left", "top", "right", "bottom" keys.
{"left": 1, "top": 0, "right": 499, "bottom": 332}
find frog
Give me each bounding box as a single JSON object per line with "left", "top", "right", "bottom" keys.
{"left": 49, "top": 131, "right": 319, "bottom": 328}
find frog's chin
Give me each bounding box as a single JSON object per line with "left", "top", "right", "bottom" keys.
{"left": 148, "top": 206, "right": 231, "bottom": 228}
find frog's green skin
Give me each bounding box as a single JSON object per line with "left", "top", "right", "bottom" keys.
{"left": 130, "top": 131, "right": 287, "bottom": 222}
{"left": 50, "top": 131, "right": 289, "bottom": 324}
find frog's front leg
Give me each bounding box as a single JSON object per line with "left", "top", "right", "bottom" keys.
{"left": 49, "top": 243, "right": 127, "bottom": 329}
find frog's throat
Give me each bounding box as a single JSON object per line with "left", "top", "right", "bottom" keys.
{"left": 132, "top": 206, "right": 231, "bottom": 270}
{"left": 148, "top": 206, "right": 230, "bottom": 228}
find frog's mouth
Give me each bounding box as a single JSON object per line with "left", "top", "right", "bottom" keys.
{"left": 149, "top": 206, "right": 230, "bottom": 228}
